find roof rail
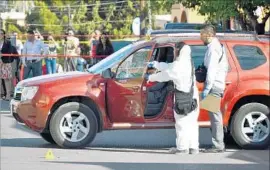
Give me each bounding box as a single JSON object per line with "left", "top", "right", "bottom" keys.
{"left": 150, "top": 32, "right": 260, "bottom": 42}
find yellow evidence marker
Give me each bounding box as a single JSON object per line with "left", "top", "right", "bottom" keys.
{"left": 45, "top": 149, "right": 55, "bottom": 160}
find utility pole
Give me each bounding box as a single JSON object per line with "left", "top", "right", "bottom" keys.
{"left": 140, "top": 0, "right": 146, "bottom": 37}
{"left": 68, "top": 4, "right": 71, "bottom": 29}
{"left": 147, "top": 0, "right": 152, "bottom": 31}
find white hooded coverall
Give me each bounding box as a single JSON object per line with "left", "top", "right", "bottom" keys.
{"left": 148, "top": 45, "right": 200, "bottom": 150}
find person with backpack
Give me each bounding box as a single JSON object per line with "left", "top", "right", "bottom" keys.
{"left": 147, "top": 42, "right": 200, "bottom": 154}
{"left": 0, "top": 29, "right": 18, "bottom": 100}
{"left": 199, "top": 25, "right": 229, "bottom": 153}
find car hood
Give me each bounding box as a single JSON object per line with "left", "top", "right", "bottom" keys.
{"left": 17, "top": 71, "right": 92, "bottom": 87}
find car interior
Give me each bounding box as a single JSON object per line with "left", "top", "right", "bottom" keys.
{"left": 144, "top": 46, "right": 175, "bottom": 118}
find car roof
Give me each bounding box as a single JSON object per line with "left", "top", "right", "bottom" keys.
{"left": 151, "top": 32, "right": 263, "bottom": 44}
{"left": 164, "top": 23, "right": 223, "bottom": 30}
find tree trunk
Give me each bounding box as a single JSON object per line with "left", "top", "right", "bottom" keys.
{"left": 238, "top": 13, "right": 248, "bottom": 31}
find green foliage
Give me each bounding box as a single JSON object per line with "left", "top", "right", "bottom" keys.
{"left": 26, "top": 0, "right": 63, "bottom": 34}
{"left": 179, "top": 0, "right": 270, "bottom": 32}
{"left": 150, "top": 0, "right": 178, "bottom": 15}
{"left": 6, "top": 23, "right": 22, "bottom": 34}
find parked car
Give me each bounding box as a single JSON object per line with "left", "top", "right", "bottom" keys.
{"left": 164, "top": 23, "right": 223, "bottom": 31}
{"left": 10, "top": 33, "right": 269, "bottom": 149}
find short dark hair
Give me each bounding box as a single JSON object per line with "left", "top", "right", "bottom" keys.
{"left": 175, "top": 42, "right": 186, "bottom": 50}
{"left": 201, "top": 24, "right": 216, "bottom": 36}
{"left": 0, "top": 29, "right": 5, "bottom": 35}
{"left": 175, "top": 42, "right": 186, "bottom": 56}
{"left": 27, "top": 30, "right": 35, "bottom": 35}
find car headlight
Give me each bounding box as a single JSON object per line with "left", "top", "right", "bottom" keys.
{"left": 21, "top": 86, "right": 39, "bottom": 101}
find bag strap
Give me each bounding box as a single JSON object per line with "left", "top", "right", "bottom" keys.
{"left": 190, "top": 56, "right": 194, "bottom": 93}
{"left": 202, "top": 43, "right": 224, "bottom": 67}
{"left": 218, "top": 44, "right": 224, "bottom": 63}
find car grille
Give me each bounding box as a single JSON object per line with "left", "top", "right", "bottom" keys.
{"left": 14, "top": 92, "right": 22, "bottom": 101}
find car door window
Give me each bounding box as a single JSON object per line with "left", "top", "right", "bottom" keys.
{"left": 233, "top": 45, "right": 267, "bottom": 70}
{"left": 190, "top": 45, "right": 230, "bottom": 71}
{"left": 190, "top": 45, "right": 207, "bottom": 68}
{"left": 115, "top": 46, "right": 152, "bottom": 79}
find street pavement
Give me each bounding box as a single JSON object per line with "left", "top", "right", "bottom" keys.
{"left": 1, "top": 99, "right": 269, "bottom": 170}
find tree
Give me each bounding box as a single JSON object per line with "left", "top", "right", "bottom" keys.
{"left": 26, "top": 0, "right": 63, "bottom": 34}
{"left": 179, "top": 0, "right": 270, "bottom": 34}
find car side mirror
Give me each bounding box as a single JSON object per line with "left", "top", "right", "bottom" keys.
{"left": 102, "top": 68, "right": 114, "bottom": 78}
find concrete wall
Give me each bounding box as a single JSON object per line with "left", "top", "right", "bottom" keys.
{"left": 171, "top": 4, "right": 208, "bottom": 24}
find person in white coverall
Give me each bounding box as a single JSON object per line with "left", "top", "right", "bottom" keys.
{"left": 147, "top": 43, "right": 200, "bottom": 154}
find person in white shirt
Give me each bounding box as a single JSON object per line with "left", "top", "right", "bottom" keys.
{"left": 200, "top": 25, "right": 229, "bottom": 153}
{"left": 147, "top": 43, "right": 200, "bottom": 154}
{"left": 22, "top": 30, "right": 48, "bottom": 79}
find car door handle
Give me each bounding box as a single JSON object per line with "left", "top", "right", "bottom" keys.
{"left": 226, "top": 81, "right": 232, "bottom": 85}
{"left": 132, "top": 86, "right": 140, "bottom": 91}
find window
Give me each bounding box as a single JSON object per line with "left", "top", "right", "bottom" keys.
{"left": 190, "top": 45, "right": 207, "bottom": 68}
{"left": 233, "top": 45, "right": 267, "bottom": 70}
{"left": 151, "top": 47, "right": 174, "bottom": 63}
{"left": 190, "top": 45, "right": 230, "bottom": 71}
{"left": 115, "top": 46, "right": 152, "bottom": 79}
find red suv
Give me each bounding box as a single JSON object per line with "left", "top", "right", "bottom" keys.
{"left": 10, "top": 33, "right": 270, "bottom": 149}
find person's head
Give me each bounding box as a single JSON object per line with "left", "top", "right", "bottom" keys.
{"left": 13, "top": 32, "right": 18, "bottom": 37}
{"left": 27, "top": 30, "right": 36, "bottom": 41}
{"left": 200, "top": 24, "right": 216, "bottom": 45}
{"left": 176, "top": 42, "right": 191, "bottom": 61}
{"left": 47, "top": 35, "right": 54, "bottom": 43}
{"left": 95, "top": 30, "right": 101, "bottom": 40}
{"left": 99, "top": 32, "right": 111, "bottom": 46}
{"left": 175, "top": 42, "right": 186, "bottom": 57}
{"left": 0, "top": 29, "right": 6, "bottom": 41}
{"left": 68, "top": 30, "right": 74, "bottom": 37}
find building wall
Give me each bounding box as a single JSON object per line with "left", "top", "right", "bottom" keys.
{"left": 171, "top": 4, "right": 208, "bottom": 24}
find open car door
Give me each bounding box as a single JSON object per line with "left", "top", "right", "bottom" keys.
{"left": 106, "top": 46, "right": 153, "bottom": 123}
{"left": 142, "top": 44, "right": 176, "bottom": 124}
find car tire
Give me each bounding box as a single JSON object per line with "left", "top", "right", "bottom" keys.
{"left": 40, "top": 132, "right": 56, "bottom": 144}
{"left": 231, "top": 103, "right": 270, "bottom": 150}
{"left": 49, "top": 102, "right": 98, "bottom": 148}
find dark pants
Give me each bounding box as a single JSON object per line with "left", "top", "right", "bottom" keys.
{"left": 64, "top": 58, "right": 77, "bottom": 72}
{"left": 23, "top": 60, "right": 42, "bottom": 79}
{"left": 208, "top": 87, "right": 225, "bottom": 149}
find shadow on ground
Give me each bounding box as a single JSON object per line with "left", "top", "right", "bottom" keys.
{"left": 44, "top": 161, "right": 268, "bottom": 170}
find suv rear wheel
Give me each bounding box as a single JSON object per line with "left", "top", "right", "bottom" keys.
{"left": 49, "top": 102, "right": 98, "bottom": 148}
{"left": 231, "top": 103, "right": 270, "bottom": 149}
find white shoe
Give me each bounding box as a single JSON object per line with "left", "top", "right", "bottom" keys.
{"left": 168, "top": 147, "right": 189, "bottom": 154}
{"left": 189, "top": 148, "right": 199, "bottom": 155}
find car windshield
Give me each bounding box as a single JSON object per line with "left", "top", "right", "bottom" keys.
{"left": 88, "top": 41, "right": 145, "bottom": 74}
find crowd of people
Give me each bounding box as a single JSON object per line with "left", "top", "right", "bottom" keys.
{"left": 0, "top": 28, "right": 115, "bottom": 101}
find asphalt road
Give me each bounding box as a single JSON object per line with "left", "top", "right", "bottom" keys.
{"left": 1, "top": 99, "right": 269, "bottom": 170}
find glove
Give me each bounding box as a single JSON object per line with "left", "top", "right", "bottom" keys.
{"left": 144, "top": 73, "right": 150, "bottom": 80}
{"left": 147, "top": 61, "right": 158, "bottom": 68}
{"left": 201, "top": 89, "right": 209, "bottom": 100}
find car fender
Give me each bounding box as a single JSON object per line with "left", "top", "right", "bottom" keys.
{"left": 223, "top": 79, "right": 270, "bottom": 125}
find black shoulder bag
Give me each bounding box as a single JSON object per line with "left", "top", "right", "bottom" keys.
{"left": 174, "top": 58, "right": 197, "bottom": 116}
{"left": 195, "top": 44, "right": 224, "bottom": 83}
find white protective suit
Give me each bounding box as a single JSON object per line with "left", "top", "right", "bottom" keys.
{"left": 148, "top": 45, "right": 200, "bottom": 151}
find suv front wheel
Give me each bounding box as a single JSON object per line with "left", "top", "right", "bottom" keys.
{"left": 49, "top": 102, "right": 98, "bottom": 148}
{"left": 231, "top": 103, "right": 270, "bottom": 149}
